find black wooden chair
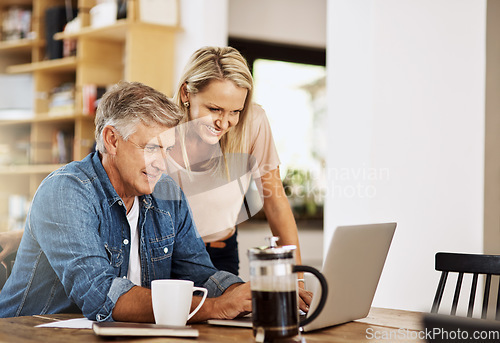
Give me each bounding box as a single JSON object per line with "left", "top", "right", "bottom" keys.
{"left": 431, "top": 252, "right": 500, "bottom": 320}
{"left": 423, "top": 313, "right": 500, "bottom": 342}
{"left": 0, "top": 250, "right": 16, "bottom": 290}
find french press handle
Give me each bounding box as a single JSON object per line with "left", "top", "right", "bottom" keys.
{"left": 293, "top": 265, "right": 328, "bottom": 327}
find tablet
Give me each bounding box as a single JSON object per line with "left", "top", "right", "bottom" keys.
{"left": 92, "top": 321, "right": 199, "bottom": 337}
{"left": 207, "top": 315, "right": 253, "bottom": 328}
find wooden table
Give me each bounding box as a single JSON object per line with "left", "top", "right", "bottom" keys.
{"left": 0, "top": 308, "right": 426, "bottom": 342}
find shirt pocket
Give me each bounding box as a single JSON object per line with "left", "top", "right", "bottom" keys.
{"left": 104, "top": 243, "right": 123, "bottom": 268}
{"left": 148, "top": 235, "right": 174, "bottom": 280}
{"left": 149, "top": 235, "right": 174, "bottom": 262}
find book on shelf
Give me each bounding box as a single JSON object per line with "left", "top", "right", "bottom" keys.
{"left": 82, "top": 84, "right": 109, "bottom": 116}
{"left": 0, "top": 134, "right": 30, "bottom": 165}
{"left": 1, "top": 6, "right": 32, "bottom": 41}
{"left": 61, "top": 3, "right": 80, "bottom": 58}
{"left": 52, "top": 129, "right": 74, "bottom": 164}
{"left": 45, "top": 6, "right": 77, "bottom": 60}
{"left": 12, "top": 135, "right": 30, "bottom": 165}
{"left": 48, "top": 83, "right": 75, "bottom": 116}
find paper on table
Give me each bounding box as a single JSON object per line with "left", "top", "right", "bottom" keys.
{"left": 35, "top": 317, "right": 95, "bottom": 329}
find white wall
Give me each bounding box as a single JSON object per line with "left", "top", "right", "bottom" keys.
{"left": 174, "top": 0, "right": 229, "bottom": 92}
{"left": 175, "top": 0, "right": 327, "bottom": 87}
{"left": 175, "top": 0, "right": 327, "bottom": 86}
{"left": 326, "top": 0, "right": 486, "bottom": 312}
{"left": 228, "top": 0, "right": 326, "bottom": 48}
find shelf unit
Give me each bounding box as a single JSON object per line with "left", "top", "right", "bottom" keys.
{"left": 0, "top": 0, "right": 178, "bottom": 231}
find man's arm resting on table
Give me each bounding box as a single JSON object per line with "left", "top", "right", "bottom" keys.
{"left": 112, "top": 286, "right": 154, "bottom": 322}
{"left": 112, "top": 282, "right": 252, "bottom": 323}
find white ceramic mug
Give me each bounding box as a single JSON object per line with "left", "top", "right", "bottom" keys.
{"left": 151, "top": 279, "right": 208, "bottom": 326}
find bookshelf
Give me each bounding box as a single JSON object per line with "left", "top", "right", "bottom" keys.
{"left": 0, "top": 0, "right": 178, "bottom": 231}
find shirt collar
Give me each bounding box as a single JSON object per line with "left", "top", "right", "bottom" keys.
{"left": 90, "top": 151, "right": 153, "bottom": 208}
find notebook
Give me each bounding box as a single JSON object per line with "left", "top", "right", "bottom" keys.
{"left": 92, "top": 321, "right": 199, "bottom": 337}
{"left": 207, "top": 222, "right": 397, "bottom": 332}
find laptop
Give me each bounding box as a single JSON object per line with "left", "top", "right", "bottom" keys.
{"left": 207, "top": 222, "right": 397, "bottom": 332}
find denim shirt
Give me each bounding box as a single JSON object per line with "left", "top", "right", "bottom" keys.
{"left": 0, "top": 152, "right": 242, "bottom": 321}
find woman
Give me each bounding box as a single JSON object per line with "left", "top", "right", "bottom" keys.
{"left": 166, "top": 46, "right": 303, "bottom": 275}
{"left": 0, "top": 46, "right": 303, "bottom": 278}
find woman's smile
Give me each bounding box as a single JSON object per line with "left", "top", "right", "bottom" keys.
{"left": 205, "top": 124, "right": 222, "bottom": 136}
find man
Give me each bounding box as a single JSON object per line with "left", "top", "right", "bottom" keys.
{"left": 0, "top": 81, "right": 251, "bottom": 322}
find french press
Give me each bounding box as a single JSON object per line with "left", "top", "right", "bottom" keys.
{"left": 248, "top": 237, "right": 328, "bottom": 342}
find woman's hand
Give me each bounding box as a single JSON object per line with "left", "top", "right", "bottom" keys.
{"left": 298, "top": 283, "right": 313, "bottom": 313}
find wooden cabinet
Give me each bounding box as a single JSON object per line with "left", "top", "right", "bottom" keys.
{"left": 0, "top": 0, "right": 178, "bottom": 231}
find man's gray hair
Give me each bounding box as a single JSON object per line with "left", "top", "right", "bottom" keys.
{"left": 95, "top": 81, "right": 183, "bottom": 153}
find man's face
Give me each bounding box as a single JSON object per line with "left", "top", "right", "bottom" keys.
{"left": 114, "top": 123, "right": 175, "bottom": 197}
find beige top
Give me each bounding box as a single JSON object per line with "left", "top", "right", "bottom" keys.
{"left": 166, "top": 104, "right": 280, "bottom": 242}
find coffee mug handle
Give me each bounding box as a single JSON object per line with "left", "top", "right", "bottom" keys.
{"left": 293, "top": 265, "right": 328, "bottom": 327}
{"left": 187, "top": 287, "right": 208, "bottom": 321}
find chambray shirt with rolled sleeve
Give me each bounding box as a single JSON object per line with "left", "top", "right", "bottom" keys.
{"left": 0, "top": 152, "right": 242, "bottom": 321}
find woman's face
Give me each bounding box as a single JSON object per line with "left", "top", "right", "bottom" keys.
{"left": 186, "top": 79, "right": 248, "bottom": 145}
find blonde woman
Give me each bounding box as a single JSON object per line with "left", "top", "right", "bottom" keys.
{"left": 166, "top": 46, "right": 303, "bottom": 278}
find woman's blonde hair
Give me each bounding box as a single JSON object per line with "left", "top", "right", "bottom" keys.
{"left": 173, "top": 46, "right": 254, "bottom": 174}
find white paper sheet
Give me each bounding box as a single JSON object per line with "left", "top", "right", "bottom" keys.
{"left": 35, "top": 317, "right": 94, "bottom": 329}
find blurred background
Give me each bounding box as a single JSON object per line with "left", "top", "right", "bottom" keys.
{"left": 1, "top": 0, "right": 499, "bottom": 317}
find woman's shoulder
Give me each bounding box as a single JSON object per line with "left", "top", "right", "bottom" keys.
{"left": 248, "top": 102, "right": 267, "bottom": 123}
{"left": 247, "top": 102, "right": 273, "bottom": 134}
{"left": 247, "top": 102, "right": 274, "bottom": 139}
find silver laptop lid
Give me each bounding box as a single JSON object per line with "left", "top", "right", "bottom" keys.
{"left": 303, "top": 222, "right": 396, "bottom": 332}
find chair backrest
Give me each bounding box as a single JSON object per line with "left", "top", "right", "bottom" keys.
{"left": 423, "top": 313, "right": 500, "bottom": 343}
{"left": 0, "top": 264, "right": 7, "bottom": 291}
{"left": 0, "top": 250, "right": 16, "bottom": 291}
{"left": 431, "top": 252, "right": 500, "bottom": 320}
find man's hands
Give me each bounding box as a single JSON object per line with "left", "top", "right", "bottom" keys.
{"left": 213, "top": 282, "right": 252, "bottom": 319}
{"left": 189, "top": 282, "right": 252, "bottom": 323}
{"left": 114, "top": 281, "right": 314, "bottom": 324}
{"left": 189, "top": 281, "right": 314, "bottom": 323}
